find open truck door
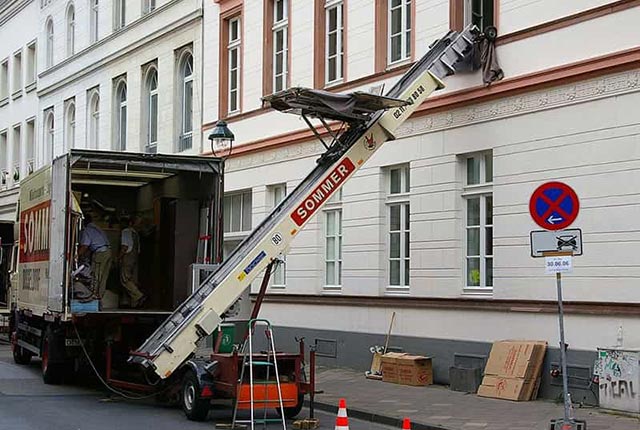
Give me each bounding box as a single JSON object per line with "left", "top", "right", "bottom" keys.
{"left": 48, "top": 154, "right": 70, "bottom": 313}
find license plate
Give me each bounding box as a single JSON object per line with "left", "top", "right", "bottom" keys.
{"left": 65, "top": 338, "right": 81, "bottom": 347}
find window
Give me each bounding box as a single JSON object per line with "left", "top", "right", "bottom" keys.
{"left": 178, "top": 51, "right": 193, "bottom": 151}
{"left": 463, "top": 151, "right": 493, "bottom": 290}
{"left": 12, "top": 125, "right": 21, "bottom": 183}
{"left": 0, "top": 59, "right": 8, "bottom": 100}
{"left": 45, "top": 18, "right": 54, "bottom": 68}
{"left": 90, "top": 0, "right": 99, "bottom": 43}
{"left": 114, "top": 78, "right": 127, "bottom": 150}
{"left": 64, "top": 100, "right": 76, "bottom": 150}
{"left": 272, "top": 0, "right": 288, "bottom": 92}
{"left": 0, "top": 131, "right": 7, "bottom": 186}
{"left": 13, "top": 51, "right": 22, "bottom": 94}
{"left": 25, "top": 119, "right": 35, "bottom": 175}
{"left": 465, "top": 0, "right": 494, "bottom": 32}
{"left": 143, "top": 0, "right": 156, "bottom": 14}
{"left": 44, "top": 109, "right": 54, "bottom": 161}
{"left": 114, "top": 0, "right": 126, "bottom": 30}
{"left": 388, "top": 0, "right": 411, "bottom": 64}
{"left": 87, "top": 89, "right": 99, "bottom": 149}
{"left": 325, "top": 0, "right": 344, "bottom": 84}
{"left": 227, "top": 17, "right": 241, "bottom": 114}
{"left": 26, "top": 42, "right": 36, "bottom": 87}
{"left": 66, "top": 3, "right": 75, "bottom": 57}
{"left": 387, "top": 165, "right": 410, "bottom": 291}
{"left": 144, "top": 66, "right": 158, "bottom": 153}
{"left": 223, "top": 190, "right": 252, "bottom": 233}
{"left": 324, "top": 208, "right": 342, "bottom": 288}
{"left": 268, "top": 184, "right": 287, "bottom": 288}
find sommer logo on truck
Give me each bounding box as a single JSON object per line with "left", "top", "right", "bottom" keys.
{"left": 20, "top": 200, "right": 51, "bottom": 263}
{"left": 291, "top": 157, "right": 355, "bottom": 227}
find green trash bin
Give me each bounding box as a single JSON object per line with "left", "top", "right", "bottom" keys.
{"left": 215, "top": 323, "right": 236, "bottom": 353}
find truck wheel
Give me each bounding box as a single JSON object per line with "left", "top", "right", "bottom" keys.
{"left": 13, "top": 345, "right": 33, "bottom": 365}
{"left": 41, "top": 328, "right": 64, "bottom": 385}
{"left": 277, "top": 394, "right": 305, "bottom": 419}
{"left": 181, "top": 371, "right": 209, "bottom": 421}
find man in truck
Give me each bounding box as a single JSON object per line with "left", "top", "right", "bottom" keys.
{"left": 78, "top": 213, "right": 112, "bottom": 302}
{"left": 119, "top": 215, "right": 146, "bottom": 308}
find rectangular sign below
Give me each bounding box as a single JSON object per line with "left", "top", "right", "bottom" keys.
{"left": 545, "top": 256, "right": 573, "bottom": 274}
{"left": 530, "top": 229, "right": 582, "bottom": 258}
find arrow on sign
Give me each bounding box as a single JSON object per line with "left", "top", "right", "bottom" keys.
{"left": 547, "top": 215, "right": 563, "bottom": 224}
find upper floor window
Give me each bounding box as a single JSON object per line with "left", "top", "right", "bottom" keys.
{"left": 44, "top": 109, "right": 55, "bottom": 162}
{"left": 64, "top": 100, "right": 76, "bottom": 150}
{"left": 388, "top": 0, "right": 411, "bottom": 64}
{"left": 272, "top": 0, "right": 288, "bottom": 92}
{"left": 268, "top": 184, "right": 287, "bottom": 288}
{"left": 45, "top": 18, "right": 54, "bottom": 68}
{"left": 0, "top": 131, "right": 7, "bottom": 186}
{"left": 325, "top": 0, "right": 344, "bottom": 84}
{"left": 13, "top": 51, "right": 22, "bottom": 95}
{"left": 90, "top": 0, "right": 99, "bottom": 43}
{"left": 227, "top": 17, "right": 241, "bottom": 115}
{"left": 0, "top": 59, "right": 8, "bottom": 100}
{"left": 114, "top": 78, "right": 127, "bottom": 150}
{"left": 114, "top": 0, "right": 126, "bottom": 30}
{"left": 224, "top": 190, "right": 252, "bottom": 234}
{"left": 386, "top": 165, "right": 410, "bottom": 292}
{"left": 144, "top": 65, "right": 158, "bottom": 153}
{"left": 466, "top": 0, "right": 494, "bottom": 32}
{"left": 178, "top": 51, "right": 193, "bottom": 152}
{"left": 143, "top": 0, "right": 156, "bottom": 14}
{"left": 87, "top": 89, "right": 100, "bottom": 149}
{"left": 66, "top": 3, "right": 75, "bottom": 57}
{"left": 26, "top": 42, "right": 37, "bottom": 87}
{"left": 25, "top": 119, "right": 35, "bottom": 175}
{"left": 11, "top": 125, "right": 21, "bottom": 184}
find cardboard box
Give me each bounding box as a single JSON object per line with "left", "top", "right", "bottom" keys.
{"left": 396, "top": 355, "right": 433, "bottom": 386}
{"left": 477, "top": 376, "right": 535, "bottom": 401}
{"left": 381, "top": 352, "right": 406, "bottom": 383}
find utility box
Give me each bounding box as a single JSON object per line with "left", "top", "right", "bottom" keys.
{"left": 595, "top": 347, "right": 640, "bottom": 413}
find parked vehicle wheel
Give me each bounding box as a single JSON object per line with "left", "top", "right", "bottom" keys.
{"left": 41, "top": 328, "right": 64, "bottom": 385}
{"left": 181, "top": 370, "right": 210, "bottom": 421}
{"left": 12, "top": 344, "right": 33, "bottom": 365}
{"left": 276, "top": 394, "right": 305, "bottom": 419}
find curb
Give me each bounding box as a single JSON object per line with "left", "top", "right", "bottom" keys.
{"left": 304, "top": 399, "right": 449, "bottom": 430}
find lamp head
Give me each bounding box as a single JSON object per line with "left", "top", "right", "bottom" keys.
{"left": 208, "top": 120, "right": 235, "bottom": 158}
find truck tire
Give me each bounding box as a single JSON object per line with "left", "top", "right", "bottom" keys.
{"left": 277, "top": 394, "right": 305, "bottom": 419}
{"left": 181, "top": 370, "right": 210, "bottom": 421}
{"left": 41, "top": 328, "right": 64, "bottom": 385}
{"left": 13, "top": 345, "right": 33, "bottom": 365}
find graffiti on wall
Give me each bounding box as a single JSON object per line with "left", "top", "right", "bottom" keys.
{"left": 594, "top": 350, "right": 639, "bottom": 410}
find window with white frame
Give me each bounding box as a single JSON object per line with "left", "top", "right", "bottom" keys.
{"left": 114, "top": 78, "right": 127, "bottom": 151}
{"left": 87, "top": 89, "right": 99, "bottom": 149}
{"left": 463, "top": 151, "right": 493, "bottom": 290}
{"left": 44, "top": 109, "right": 54, "bottom": 162}
{"left": 178, "top": 51, "right": 193, "bottom": 151}
{"left": 269, "top": 184, "right": 287, "bottom": 288}
{"left": 387, "top": 165, "right": 410, "bottom": 291}
{"left": 143, "top": 0, "right": 156, "bottom": 14}
{"left": 114, "top": 0, "right": 126, "bottom": 30}
{"left": 324, "top": 206, "right": 342, "bottom": 290}
{"left": 227, "top": 17, "right": 241, "bottom": 114}
{"left": 90, "top": 0, "right": 99, "bottom": 43}
{"left": 45, "top": 18, "right": 54, "bottom": 68}
{"left": 12, "top": 125, "right": 21, "bottom": 183}
{"left": 223, "top": 190, "right": 252, "bottom": 234}
{"left": 272, "top": 0, "right": 288, "bottom": 92}
{"left": 64, "top": 100, "right": 75, "bottom": 150}
{"left": 13, "top": 51, "right": 22, "bottom": 94}
{"left": 325, "top": 0, "right": 343, "bottom": 84}
{"left": 26, "top": 42, "right": 36, "bottom": 86}
{"left": 25, "top": 119, "right": 35, "bottom": 175}
{"left": 144, "top": 65, "right": 158, "bottom": 153}
{"left": 388, "top": 0, "right": 411, "bottom": 65}
{"left": 464, "top": 0, "right": 493, "bottom": 32}
{"left": 0, "top": 59, "right": 8, "bottom": 100}
{"left": 0, "top": 131, "right": 7, "bottom": 186}
{"left": 66, "top": 3, "right": 75, "bottom": 57}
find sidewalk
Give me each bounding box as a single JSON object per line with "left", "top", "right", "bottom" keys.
{"left": 311, "top": 367, "right": 640, "bottom": 430}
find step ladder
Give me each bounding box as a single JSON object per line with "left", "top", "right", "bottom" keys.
{"left": 231, "top": 319, "right": 286, "bottom": 430}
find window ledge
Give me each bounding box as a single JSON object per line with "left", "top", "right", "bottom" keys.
{"left": 386, "top": 58, "right": 412, "bottom": 72}
{"left": 322, "top": 286, "right": 342, "bottom": 295}
{"left": 11, "top": 90, "right": 22, "bottom": 100}
{"left": 224, "top": 231, "right": 250, "bottom": 241}
{"left": 268, "top": 285, "right": 286, "bottom": 292}
{"left": 324, "top": 79, "right": 344, "bottom": 90}
{"left": 462, "top": 288, "right": 493, "bottom": 297}
{"left": 25, "top": 81, "right": 36, "bottom": 93}
{"left": 385, "top": 286, "right": 410, "bottom": 296}
{"left": 0, "top": 97, "right": 8, "bottom": 107}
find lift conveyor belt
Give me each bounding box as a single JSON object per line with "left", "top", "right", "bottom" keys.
{"left": 130, "top": 26, "right": 479, "bottom": 379}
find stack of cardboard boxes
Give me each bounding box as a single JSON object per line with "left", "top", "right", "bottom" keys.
{"left": 477, "top": 340, "right": 547, "bottom": 401}
{"left": 381, "top": 353, "right": 433, "bottom": 386}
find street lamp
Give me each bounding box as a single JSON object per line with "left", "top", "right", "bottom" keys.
{"left": 208, "top": 120, "right": 235, "bottom": 265}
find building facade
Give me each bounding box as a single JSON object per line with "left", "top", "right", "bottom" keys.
{"left": 204, "top": 0, "right": 640, "bottom": 401}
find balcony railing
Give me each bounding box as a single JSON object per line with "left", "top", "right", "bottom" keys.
{"left": 178, "top": 132, "right": 192, "bottom": 152}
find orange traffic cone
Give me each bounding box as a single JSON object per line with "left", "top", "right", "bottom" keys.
{"left": 335, "top": 398, "right": 349, "bottom": 430}
{"left": 402, "top": 418, "right": 411, "bottom": 430}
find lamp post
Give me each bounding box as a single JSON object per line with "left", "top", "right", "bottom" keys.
{"left": 208, "top": 120, "right": 235, "bottom": 265}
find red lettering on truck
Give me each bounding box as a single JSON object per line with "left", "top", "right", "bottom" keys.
{"left": 291, "top": 158, "right": 355, "bottom": 226}
{"left": 20, "top": 200, "right": 51, "bottom": 263}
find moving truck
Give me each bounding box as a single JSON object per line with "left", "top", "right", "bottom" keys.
{"left": 9, "top": 149, "right": 223, "bottom": 385}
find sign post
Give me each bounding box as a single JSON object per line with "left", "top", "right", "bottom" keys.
{"left": 529, "top": 182, "right": 583, "bottom": 430}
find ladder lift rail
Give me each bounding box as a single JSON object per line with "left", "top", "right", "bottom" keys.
{"left": 130, "top": 26, "right": 478, "bottom": 379}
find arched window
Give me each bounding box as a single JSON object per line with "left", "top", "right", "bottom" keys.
{"left": 90, "top": 0, "right": 99, "bottom": 43}
{"left": 66, "top": 3, "right": 75, "bottom": 57}
{"left": 45, "top": 110, "right": 55, "bottom": 161}
{"left": 65, "top": 101, "right": 76, "bottom": 149}
{"left": 114, "top": 80, "right": 127, "bottom": 150}
{"left": 88, "top": 91, "right": 100, "bottom": 149}
{"left": 178, "top": 52, "right": 193, "bottom": 151}
{"left": 144, "top": 67, "right": 158, "bottom": 153}
{"left": 46, "top": 18, "right": 54, "bottom": 68}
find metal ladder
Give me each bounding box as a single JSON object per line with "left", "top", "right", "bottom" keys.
{"left": 231, "top": 319, "right": 286, "bottom": 430}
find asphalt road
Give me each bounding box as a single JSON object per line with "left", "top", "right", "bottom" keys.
{"left": 0, "top": 343, "right": 392, "bottom": 430}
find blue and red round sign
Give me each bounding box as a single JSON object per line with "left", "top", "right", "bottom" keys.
{"left": 529, "top": 181, "right": 580, "bottom": 231}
